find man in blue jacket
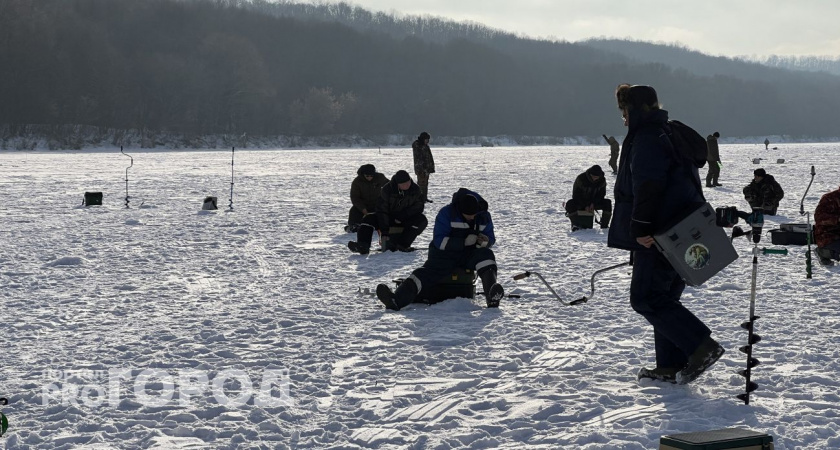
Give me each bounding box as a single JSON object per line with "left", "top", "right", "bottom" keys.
{"left": 376, "top": 188, "right": 504, "bottom": 310}
{"left": 609, "top": 84, "right": 724, "bottom": 385}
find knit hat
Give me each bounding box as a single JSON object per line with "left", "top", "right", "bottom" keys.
{"left": 754, "top": 168, "right": 767, "bottom": 177}
{"left": 357, "top": 164, "right": 376, "bottom": 176}
{"left": 458, "top": 194, "right": 479, "bottom": 215}
{"left": 418, "top": 131, "right": 431, "bottom": 141}
{"left": 392, "top": 170, "right": 411, "bottom": 184}
{"left": 587, "top": 165, "right": 605, "bottom": 177}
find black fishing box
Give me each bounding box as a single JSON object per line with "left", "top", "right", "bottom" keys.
{"left": 660, "top": 427, "right": 774, "bottom": 449}
{"left": 769, "top": 223, "right": 813, "bottom": 246}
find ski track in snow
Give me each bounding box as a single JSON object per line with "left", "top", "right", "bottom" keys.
{"left": 1, "top": 144, "right": 839, "bottom": 449}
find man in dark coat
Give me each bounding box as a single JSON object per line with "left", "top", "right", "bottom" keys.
{"left": 603, "top": 134, "right": 620, "bottom": 174}
{"left": 565, "top": 164, "right": 612, "bottom": 230}
{"left": 814, "top": 185, "right": 840, "bottom": 266}
{"left": 376, "top": 188, "right": 504, "bottom": 309}
{"left": 706, "top": 131, "right": 722, "bottom": 187}
{"left": 345, "top": 164, "right": 389, "bottom": 233}
{"left": 743, "top": 168, "right": 784, "bottom": 215}
{"left": 609, "top": 84, "right": 724, "bottom": 385}
{"left": 348, "top": 170, "right": 427, "bottom": 254}
{"left": 412, "top": 131, "right": 435, "bottom": 202}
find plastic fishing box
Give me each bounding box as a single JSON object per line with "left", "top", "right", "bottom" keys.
{"left": 769, "top": 223, "right": 813, "bottom": 246}
{"left": 660, "top": 427, "right": 774, "bottom": 449}
{"left": 653, "top": 202, "right": 739, "bottom": 286}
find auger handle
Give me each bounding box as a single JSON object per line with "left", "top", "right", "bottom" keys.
{"left": 513, "top": 271, "right": 531, "bottom": 281}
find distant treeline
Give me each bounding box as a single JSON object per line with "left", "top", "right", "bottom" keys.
{"left": 2, "top": 0, "right": 840, "bottom": 142}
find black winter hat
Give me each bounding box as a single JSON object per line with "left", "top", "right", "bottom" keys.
{"left": 357, "top": 164, "right": 376, "bottom": 176}
{"left": 458, "top": 194, "right": 479, "bottom": 215}
{"left": 618, "top": 84, "right": 659, "bottom": 111}
{"left": 392, "top": 170, "right": 411, "bottom": 184}
{"left": 754, "top": 168, "right": 767, "bottom": 177}
{"left": 418, "top": 131, "right": 431, "bottom": 141}
{"left": 587, "top": 165, "right": 605, "bottom": 177}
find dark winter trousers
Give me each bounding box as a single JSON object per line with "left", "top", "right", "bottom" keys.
{"left": 706, "top": 162, "right": 720, "bottom": 186}
{"left": 416, "top": 172, "right": 430, "bottom": 201}
{"left": 394, "top": 247, "right": 497, "bottom": 309}
{"left": 630, "top": 251, "right": 711, "bottom": 370}
{"left": 608, "top": 152, "right": 618, "bottom": 174}
{"left": 348, "top": 207, "right": 366, "bottom": 226}
{"left": 355, "top": 213, "right": 428, "bottom": 250}
{"left": 817, "top": 240, "right": 840, "bottom": 261}
{"left": 565, "top": 198, "right": 612, "bottom": 228}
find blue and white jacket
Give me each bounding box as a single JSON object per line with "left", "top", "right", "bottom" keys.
{"left": 429, "top": 188, "right": 495, "bottom": 258}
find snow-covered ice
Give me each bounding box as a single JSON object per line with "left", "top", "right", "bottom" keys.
{"left": 1, "top": 143, "right": 839, "bottom": 449}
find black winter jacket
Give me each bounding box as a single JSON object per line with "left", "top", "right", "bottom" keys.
{"left": 572, "top": 171, "right": 607, "bottom": 206}
{"left": 608, "top": 108, "right": 705, "bottom": 251}
{"left": 350, "top": 172, "right": 389, "bottom": 213}
{"left": 376, "top": 180, "right": 425, "bottom": 235}
{"left": 743, "top": 175, "right": 784, "bottom": 210}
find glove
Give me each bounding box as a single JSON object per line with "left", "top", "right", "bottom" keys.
{"left": 717, "top": 161, "right": 723, "bottom": 168}
{"left": 464, "top": 234, "right": 478, "bottom": 246}
{"left": 477, "top": 234, "right": 489, "bottom": 248}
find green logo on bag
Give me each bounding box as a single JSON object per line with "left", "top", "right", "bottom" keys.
{"left": 685, "top": 244, "right": 710, "bottom": 270}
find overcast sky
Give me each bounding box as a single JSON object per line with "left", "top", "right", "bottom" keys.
{"left": 330, "top": 0, "right": 840, "bottom": 57}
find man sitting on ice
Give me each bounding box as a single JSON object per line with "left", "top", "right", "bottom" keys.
{"left": 815, "top": 184, "right": 840, "bottom": 266}
{"left": 375, "top": 188, "right": 504, "bottom": 310}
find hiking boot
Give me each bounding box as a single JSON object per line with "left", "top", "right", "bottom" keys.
{"left": 675, "top": 336, "right": 725, "bottom": 385}
{"left": 637, "top": 367, "right": 678, "bottom": 383}
{"left": 486, "top": 283, "right": 504, "bottom": 308}
{"left": 375, "top": 284, "right": 399, "bottom": 310}
{"left": 347, "top": 241, "right": 369, "bottom": 255}
{"left": 714, "top": 183, "right": 723, "bottom": 187}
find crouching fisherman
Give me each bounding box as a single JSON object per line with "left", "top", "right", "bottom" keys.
{"left": 376, "top": 188, "right": 505, "bottom": 310}
{"left": 348, "top": 170, "right": 427, "bottom": 254}
{"left": 346, "top": 164, "right": 389, "bottom": 233}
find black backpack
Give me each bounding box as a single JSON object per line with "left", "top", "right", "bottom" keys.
{"left": 665, "top": 120, "right": 707, "bottom": 169}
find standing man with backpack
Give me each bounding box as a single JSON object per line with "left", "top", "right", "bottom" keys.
{"left": 610, "top": 84, "right": 724, "bottom": 385}
{"left": 412, "top": 131, "right": 435, "bottom": 203}
{"left": 706, "top": 131, "right": 722, "bottom": 187}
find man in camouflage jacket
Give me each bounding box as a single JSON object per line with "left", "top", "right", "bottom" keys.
{"left": 814, "top": 185, "right": 840, "bottom": 265}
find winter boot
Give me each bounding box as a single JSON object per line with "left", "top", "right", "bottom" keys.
{"left": 375, "top": 284, "right": 399, "bottom": 310}
{"left": 377, "top": 276, "right": 419, "bottom": 311}
{"left": 817, "top": 247, "right": 836, "bottom": 266}
{"left": 479, "top": 266, "right": 503, "bottom": 308}
{"left": 347, "top": 241, "right": 369, "bottom": 255}
{"left": 600, "top": 210, "right": 611, "bottom": 229}
{"left": 675, "top": 336, "right": 725, "bottom": 385}
{"left": 637, "top": 367, "right": 678, "bottom": 383}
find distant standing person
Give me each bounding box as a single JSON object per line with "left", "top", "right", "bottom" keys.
{"left": 706, "top": 131, "right": 722, "bottom": 187}
{"left": 603, "top": 134, "right": 620, "bottom": 174}
{"left": 412, "top": 131, "right": 435, "bottom": 203}
{"left": 764, "top": 138, "right": 770, "bottom": 150}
